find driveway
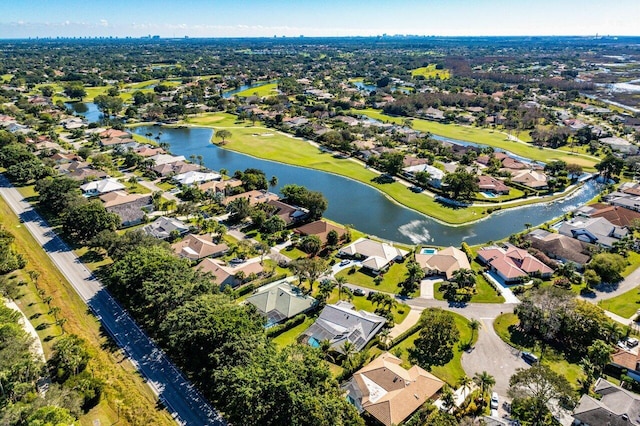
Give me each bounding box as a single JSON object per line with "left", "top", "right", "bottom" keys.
{"left": 580, "top": 265, "right": 640, "bottom": 302}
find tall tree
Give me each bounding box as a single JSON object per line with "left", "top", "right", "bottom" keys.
{"left": 410, "top": 308, "right": 459, "bottom": 369}
{"left": 508, "top": 364, "right": 573, "bottom": 425}
{"left": 442, "top": 167, "right": 479, "bottom": 200}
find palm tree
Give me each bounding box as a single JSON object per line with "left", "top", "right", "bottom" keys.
{"left": 473, "top": 371, "right": 495, "bottom": 401}
{"left": 453, "top": 268, "right": 477, "bottom": 289}
{"left": 603, "top": 322, "right": 621, "bottom": 344}
{"left": 57, "top": 317, "right": 67, "bottom": 334}
{"left": 335, "top": 275, "right": 347, "bottom": 300}
{"left": 378, "top": 328, "right": 391, "bottom": 350}
{"left": 319, "top": 339, "right": 335, "bottom": 362}
{"left": 341, "top": 341, "right": 357, "bottom": 371}
{"left": 457, "top": 375, "right": 473, "bottom": 398}
{"left": 469, "top": 319, "right": 481, "bottom": 345}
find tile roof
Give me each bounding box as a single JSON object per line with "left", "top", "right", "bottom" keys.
{"left": 415, "top": 246, "right": 471, "bottom": 280}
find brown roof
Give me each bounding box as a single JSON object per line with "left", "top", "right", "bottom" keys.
{"left": 477, "top": 175, "right": 510, "bottom": 193}
{"left": 415, "top": 246, "right": 471, "bottom": 280}
{"left": 222, "top": 190, "right": 279, "bottom": 206}
{"left": 588, "top": 203, "right": 640, "bottom": 228}
{"left": 172, "top": 234, "right": 228, "bottom": 260}
{"left": 100, "top": 128, "right": 130, "bottom": 139}
{"left": 348, "top": 352, "right": 443, "bottom": 426}
{"left": 198, "top": 178, "right": 243, "bottom": 193}
{"left": 99, "top": 190, "right": 149, "bottom": 208}
{"left": 294, "top": 220, "right": 345, "bottom": 244}
{"left": 612, "top": 348, "right": 639, "bottom": 371}
{"left": 525, "top": 231, "right": 591, "bottom": 266}
{"left": 135, "top": 146, "right": 166, "bottom": 157}
{"left": 196, "top": 258, "right": 263, "bottom": 287}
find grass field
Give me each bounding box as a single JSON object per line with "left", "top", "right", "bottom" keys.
{"left": 184, "top": 113, "right": 491, "bottom": 224}
{"left": 433, "top": 275, "right": 505, "bottom": 304}
{"left": 0, "top": 193, "right": 174, "bottom": 426}
{"left": 411, "top": 65, "right": 450, "bottom": 80}
{"left": 182, "top": 112, "right": 592, "bottom": 224}
{"left": 335, "top": 262, "right": 408, "bottom": 294}
{"left": 233, "top": 82, "right": 279, "bottom": 98}
{"left": 598, "top": 285, "right": 640, "bottom": 319}
{"left": 356, "top": 109, "right": 599, "bottom": 171}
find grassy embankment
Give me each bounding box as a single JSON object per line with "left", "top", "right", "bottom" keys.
{"left": 597, "top": 251, "right": 640, "bottom": 318}
{"left": 182, "top": 112, "right": 598, "bottom": 225}
{"left": 356, "top": 108, "right": 599, "bottom": 172}
{"left": 184, "top": 113, "right": 488, "bottom": 224}
{"left": 232, "top": 82, "right": 279, "bottom": 98}
{"left": 0, "top": 193, "right": 174, "bottom": 426}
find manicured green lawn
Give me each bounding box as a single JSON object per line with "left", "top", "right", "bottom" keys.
{"left": 598, "top": 285, "right": 640, "bottom": 319}
{"left": 271, "top": 316, "right": 315, "bottom": 348}
{"left": 335, "top": 262, "right": 408, "bottom": 294}
{"left": 433, "top": 275, "right": 504, "bottom": 304}
{"left": 280, "top": 245, "right": 309, "bottom": 260}
{"left": 326, "top": 291, "right": 410, "bottom": 325}
{"left": 356, "top": 109, "right": 599, "bottom": 171}
{"left": 411, "top": 65, "right": 450, "bottom": 80}
{"left": 233, "top": 83, "right": 279, "bottom": 98}
{"left": 393, "top": 312, "right": 475, "bottom": 386}
{"left": 622, "top": 251, "right": 640, "bottom": 278}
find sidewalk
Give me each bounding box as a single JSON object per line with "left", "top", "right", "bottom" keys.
{"left": 604, "top": 309, "right": 638, "bottom": 326}
{"left": 388, "top": 309, "right": 421, "bottom": 340}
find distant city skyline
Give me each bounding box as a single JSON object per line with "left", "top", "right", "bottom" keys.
{"left": 1, "top": 0, "right": 638, "bottom": 39}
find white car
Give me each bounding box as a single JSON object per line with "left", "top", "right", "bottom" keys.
{"left": 490, "top": 392, "right": 499, "bottom": 410}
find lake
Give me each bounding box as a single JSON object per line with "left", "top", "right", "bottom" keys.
{"left": 132, "top": 126, "right": 600, "bottom": 246}
{"left": 65, "top": 102, "right": 102, "bottom": 123}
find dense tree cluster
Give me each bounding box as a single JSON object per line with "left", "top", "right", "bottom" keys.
{"left": 280, "top": 184, "right": 328, "bottom": 220}
{"left": 105, "top": 244, "right": 361, "bottom": 425}
{"left": 409, "top": 308, "right": 460, "bottom": 369}
{"left": 515, "top": 287, "right": 614, "bottom": 358}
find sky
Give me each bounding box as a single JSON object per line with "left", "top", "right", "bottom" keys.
{"left": 1, "top": 0, "right": 638, "bottom": 39}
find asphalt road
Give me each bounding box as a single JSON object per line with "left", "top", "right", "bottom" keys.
{"left": 0, "top": 175, "right": 225, "bottom": 426}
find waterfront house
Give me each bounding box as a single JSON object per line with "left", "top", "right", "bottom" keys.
{"left": 477, "top": 243, "right": 553, "bottom": 283}
{"left": 173, "top": 171, "right": 221, "bottom": 186}
{"left": 293, "top": 220, "right": 346, "bottom": 245}
{"left": 573, "top": 378, "right": 640, "bottom": 426}
{"left": 524, "top": 229, "right": 591, "bottom": 268}
{"left": 339, "top": 238, "right": 409, "bottom": 275}
{"left": 477, "top": 175, "right": 511, "bottom": 194}
{"left": 222, "top": 190, "right": 280, "bottom": 207}
{"left": 576, "top": 203, "right": 640, "bottom": 228}
{"left": 558, "top": 216, "right": 628, "bottom": 248}
{"left": 415, "top": 246, "right": 471, "bottom": 280}
{"left": 402, "top": 164, "right": 445, "bottom": 188}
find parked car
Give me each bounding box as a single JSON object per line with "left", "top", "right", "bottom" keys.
{"left": 627, "top": 337, "right": 639, "bottom": 348}
{"left": 229, "top": 258, "right": 245, "bottom": 265}
{"left": 353, "top": 288, "right": 366, "bottom": 296}
{"left": 522, "top": 352, "right": 539, "bottom": 364}
{"left": 339, "top": 259, "right": 351, "bottom": 267}
{"left": 490, "top": 392, "right": 499, "bottom": 410}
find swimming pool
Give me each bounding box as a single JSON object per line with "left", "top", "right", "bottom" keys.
{"left": 481, "top": 191, "right": 498, "bottom": 198}
{"left": 420, "top": 247, "right": 438, "bottom": 255}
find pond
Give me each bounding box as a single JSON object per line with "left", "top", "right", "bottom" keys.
{"left": 131, "top": 126, "right": 600, "bottom": 246}
{"left": 65, "top": 102, "right": 102, "bottom": 123}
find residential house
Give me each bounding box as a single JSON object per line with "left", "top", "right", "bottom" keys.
{"left": 342, "top": 352, "right": 444, "bottom": 426}
{"left": 339, "top": 238, "right": 409, "bottom": 275}
{"left": 198, "top": 178, "right": 243, "bottom": 195}
{"left": 402, "top": 164, "right": 445, "bottom": 188}
{"left": 80, "top": 178, "right": 125, "bottom": 196}
{"left": 173, "top": 171, "right": 220, "bottom": 186}
{"left": 477, "top": 175, "right": 511, "bottom": 194}
{"left": 99, "top": 128, "right": 130, "bottom": 139}
{"left": 301, "top": 301, "right": 386, "bottom": 353}
{"left": 620, "top": 182, "right": 640, "bottom": 197}
{"left": 509, "top": 169, "right": 548, "bottom": 189}
{"left": 266, "top": 200, "right": 308, "bottom": 226}
{"left": 197, "top": 258, "right": 264, "bottom": 288}
{"left": 150, "top": 153, "right": 186, "bottom": 166}
{"left": 524, "top": 229, "right": 592, "bottom": 268}
{"left": 477, "top": 243, "right": 554, "bottom": 283}
{"left": 610, "top": 348, "right": 640, "bottom": 383}
{"left": 558, "top": 216, "right": 628, "bottom": 248}
{"left": 573, "top": 378, "right": 640, "bottom": 426}
{"left": 142, "top": 216, "right": 189, "bottom": 240}
{"left": 576, "top": 203, "right": 640, "bottom": 228}
{"left": 134, "top": 146, "right": 166, "bottom": 157}
{"left": 66, "top": 167, "right": 108, "bottom": 181}
{"left": 599, "top": 136, "right": 639, "bottom": 156}
{"left": 171, "top": 234, "right": 229, "bottom": 260}
{"left": 608, "top": 195, "right": 640, "bottom": 213}
{"left": 99, "top": 191, "right": 152, "bottom": 227}
{"left": 246, "top": 279, "right": 317, "bottom": 326}
{"left": 293, "top": 220, "right": 345, "bottom": 245}
{"left": 222, "top": 190, "right": 280, "bottom": 207}
{"left": 415, "top": 246, "right": 471, "bottom": 280}
{"left": 100, "top": 136, "right": 137, "bottom": 147}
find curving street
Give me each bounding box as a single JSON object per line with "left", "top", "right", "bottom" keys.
{"left": 0, "top": 175, "right": 225, "bottom": 426}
